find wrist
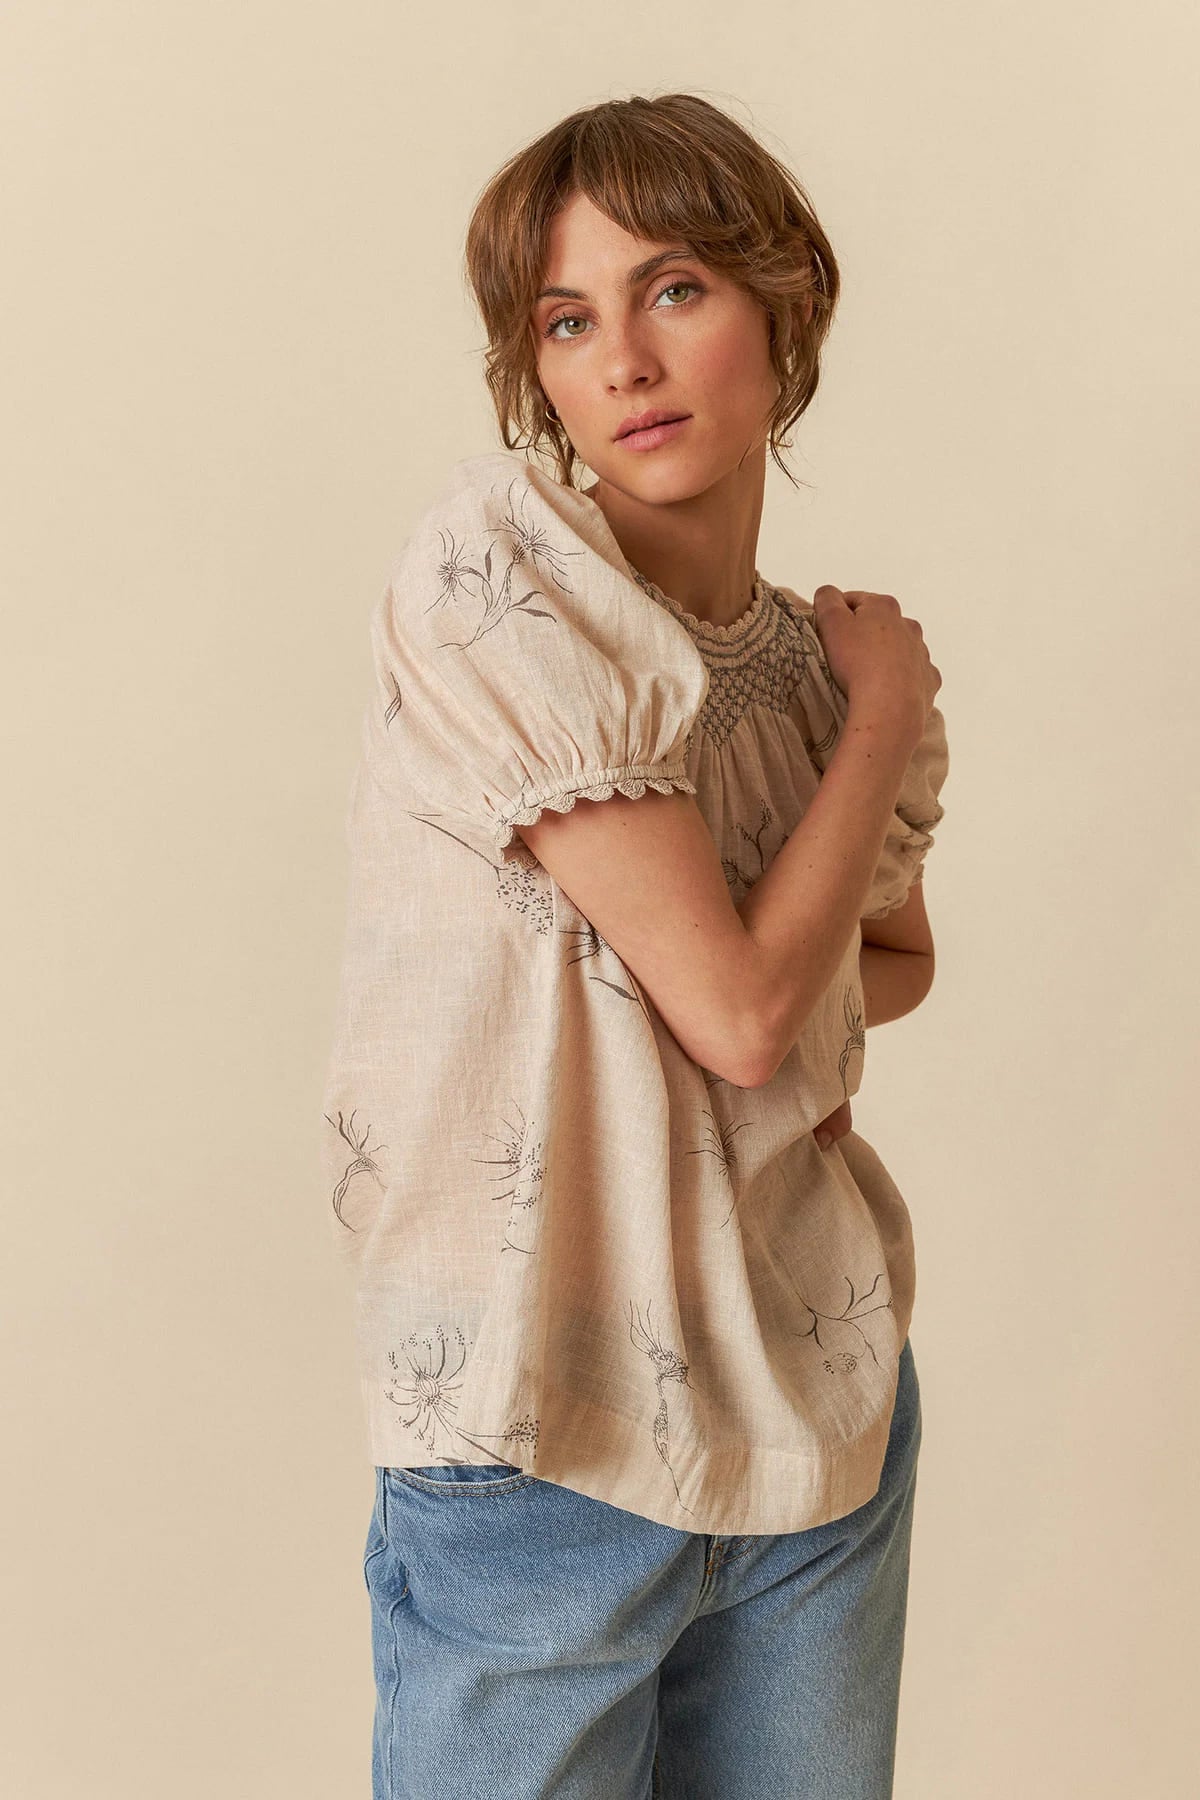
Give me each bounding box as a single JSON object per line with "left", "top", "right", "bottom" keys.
{"left": 845, "top": 693, "right": 923, "bottom": 761}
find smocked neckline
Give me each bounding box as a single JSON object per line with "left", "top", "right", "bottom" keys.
{"left": 627, "top": 564, "right": 773, "bottom": 639}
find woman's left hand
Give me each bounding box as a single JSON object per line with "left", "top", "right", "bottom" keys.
{"left": 815, "top": 1098, "right": 853, "bottom": 1152}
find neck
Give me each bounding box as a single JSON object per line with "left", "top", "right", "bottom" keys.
{"left": 583, "top": 453, "right": 765, "bottom": 631}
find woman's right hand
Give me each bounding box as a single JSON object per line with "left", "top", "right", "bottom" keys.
{"left": 812, "top": 584, "right": 942, "bottom": 750}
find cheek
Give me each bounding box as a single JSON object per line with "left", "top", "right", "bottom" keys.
{"left": 684, "top": 321, "right": 774, "bottom": 404}
{"left": 540, "top": 352, "right": 587, "bottom": 404}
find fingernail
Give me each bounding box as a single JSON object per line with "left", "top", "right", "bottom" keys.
{"left": 815, "top": 1129, "right": 833, "bottom": 1150}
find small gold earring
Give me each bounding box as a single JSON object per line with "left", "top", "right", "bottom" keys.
{"left": 545, "top": 400, "right": 559, "bottom": 423}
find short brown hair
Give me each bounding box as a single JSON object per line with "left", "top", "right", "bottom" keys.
{"left": 462, "top": 92, "right": 841, "bottom": 490}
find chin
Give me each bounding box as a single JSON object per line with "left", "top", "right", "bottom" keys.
{"left": 593, "top": 452, "right": 713, "bottom": 505}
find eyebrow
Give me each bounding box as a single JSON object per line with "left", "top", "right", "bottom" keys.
{"left": 534, "top": 247, "right": 698, "bottom": 304}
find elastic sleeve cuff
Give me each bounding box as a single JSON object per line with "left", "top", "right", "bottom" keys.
{"left": 493, "top": 761, "right": 698, "bottom": 862}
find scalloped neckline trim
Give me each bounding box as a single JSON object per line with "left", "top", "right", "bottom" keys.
{"left": 627, "top": 564, "right": 773, "bottom": 644}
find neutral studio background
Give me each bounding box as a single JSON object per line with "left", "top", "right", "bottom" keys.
{"left": 4, "top": 3, "right": 1197, "bottom": 1795}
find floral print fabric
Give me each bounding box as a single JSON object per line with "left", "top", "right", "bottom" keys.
{"left": 320, "top": 449, "right": 949, "bottom": 1533}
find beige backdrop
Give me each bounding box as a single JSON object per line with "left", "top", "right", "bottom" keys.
{"left": 5, "top": 3, "right": 1197, "bottom": 1795}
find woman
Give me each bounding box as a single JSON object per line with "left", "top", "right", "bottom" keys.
{"left": 323, "top": 92, "right": 947, "bottom": 1798}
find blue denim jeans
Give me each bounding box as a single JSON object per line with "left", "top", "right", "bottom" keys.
{"left": 364, "top": 1334, "right": 921, "bottom": 1798}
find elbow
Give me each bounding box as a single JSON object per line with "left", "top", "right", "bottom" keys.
{"left": 687, "top": 1008, "right": 779, "bottom": 1092}
{"left": 737, "top": 976, "right": 824, "bottom": 1087}
{"left": 722, "top": 1009, "right": 790, "bottom": 1092}
{"left": 714, "top": 957, "right": 802, "bottom": 1090}
{"left": 738, "top": 1039, "right": 785, "bottom": 1091}
{"left": 682, "top": 936, "right": 799, "bottom": 1089}
{"left": 719, "top": 1055, "right": 776, "bottom": 1092}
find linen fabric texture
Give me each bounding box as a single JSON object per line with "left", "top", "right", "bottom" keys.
{"left": 321, "top": 449, "right": 948, "bottom": 1535}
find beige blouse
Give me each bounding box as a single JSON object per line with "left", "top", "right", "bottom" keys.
{"left": 320, "top": 448, "right": 949, "bottom": 1535}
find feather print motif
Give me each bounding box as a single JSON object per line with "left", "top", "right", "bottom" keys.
{"left": 324, "top": 1107, "right": 388, "bottom": 1231}
{"left": 838, "top": 983, "right": 866, "bottom": 1096}
{"left": 627, "top": 1299, "right": 699, "bottom": 1518}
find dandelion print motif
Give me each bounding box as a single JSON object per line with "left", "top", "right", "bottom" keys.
{"left": 561, "top": 917, "right": 606, "bottom": 968}
{"left": 470, "top": 1100, "right": 546, "bottom": 1255}
{"left": 452, "top": 1412, "right": 541, "bottom": 1462}
{"left": 627, "top": 1299, "right": 699, "bottom": 1518}
{"left": 427, "top": 476, "right": 585, "bottom": 650}
{"left": 404, "top": 810, "right": 556, "bottom": 935}
{"left": 685, "top": 1105, "right": 753, "bottom": 1231}
{"left": 560, "top": 916, "right": 657, "bottom": 1026}
{"left": 385, "top": 1324, "right": 472, "bottom": 1458}
{"left": 492, "top": 854, "right": 557, "bottom": 935}
{"left": 324, "top": 1107, "right": 388, "bottom": 1231}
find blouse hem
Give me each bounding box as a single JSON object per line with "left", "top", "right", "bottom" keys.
{"left": 365, "top": 1401, "right": 895, "bottom": 1536}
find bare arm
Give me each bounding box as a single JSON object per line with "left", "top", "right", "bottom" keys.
{"left": 514, "top": 696, "right": 918, "bottom": 1090}
{"left": 733, "top": 702, "right": 919, "bottom": 1077}
{"left": 860, "top": 943, "right": 935, "bottom": 1026}
{"left": 858, "top": 877, "right": 935, "bottom": 1027}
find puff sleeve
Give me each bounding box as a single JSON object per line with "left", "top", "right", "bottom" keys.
{"left": 367, "top": 451, "right": 711, "bottom": 866}
{"left": 859, "top": 701, "right": 948, "bottom": 918}
{"left": 776, "top": 584, "right": 949, "bottom": 920}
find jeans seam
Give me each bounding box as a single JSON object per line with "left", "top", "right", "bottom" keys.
{"left": 390, "top": 1468, "right": 533, "bottom": 1497}
{"left": 377, "top": 1468, "right": 410, "bottom": 1600}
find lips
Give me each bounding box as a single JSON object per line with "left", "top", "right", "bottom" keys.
{"left": 616, "top": 409, "right": 690, "bottom": 440}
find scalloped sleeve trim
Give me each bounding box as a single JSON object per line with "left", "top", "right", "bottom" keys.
{"left": 493, "top": 761, "right": 698, "bottom": 858}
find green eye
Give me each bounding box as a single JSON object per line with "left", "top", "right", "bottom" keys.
{"left": 543, "top": 279, "right": 703, "bottom": 341}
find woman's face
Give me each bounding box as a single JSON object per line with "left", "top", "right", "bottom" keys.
{"left": 530, "top": 192, "right": 781, "bottom": 502}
